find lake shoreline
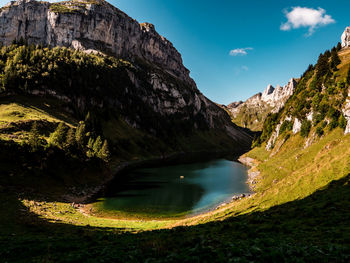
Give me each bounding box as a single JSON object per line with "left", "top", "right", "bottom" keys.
{"left": 63, "top": 150, "right": 243, "bottom": 204}
{"left": 238, "top": 156, "right": 261, "bottom": 191}
{"left": 71, "top": 153, "right": 252, "bottom": 221}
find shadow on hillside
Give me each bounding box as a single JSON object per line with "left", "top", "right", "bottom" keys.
{"left": 0, "top": 94, "right": 77, "bottom": 125}
{"left": 1, "top": 174, "right": 350, "bottom": 261}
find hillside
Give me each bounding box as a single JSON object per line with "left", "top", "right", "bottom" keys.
{"left": 0, "top": 0, "right": 252, "bottom": 198}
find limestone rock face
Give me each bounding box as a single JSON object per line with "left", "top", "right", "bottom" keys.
{"left": 261, "top": 78, "right": 297, "bottom": 111}
{"left": 341, "top": 27, "right": 350, "bottom": 48}
{"left": 342, "top": 91, "right": 350, "bottom": 134}
{"left": 226, "top": 78, "right": 297, "bottom": 130}
{"left": 0, "top": 0, "right": 192, "bottom": 85}
{"left": 0, "top": 0, "right": 253, "bottom": 147}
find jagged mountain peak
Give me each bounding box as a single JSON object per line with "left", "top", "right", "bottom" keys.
{"left": 341, "top": 26, "right": 350, "bottom": 48}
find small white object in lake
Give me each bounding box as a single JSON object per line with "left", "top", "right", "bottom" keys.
{"left": 180, "top": 176, "right": 184, "bottom": 179}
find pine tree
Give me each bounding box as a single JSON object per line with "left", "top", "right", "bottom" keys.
{"left": 75, "top": 121, "right": 86, "bottom": 147}
{"left": 28, "top": 122, "right": 41, "bottom": 152}
{"left": 337, "top": 42, "right": 342, "bottom": 51}
{"left": 316, "top": 52, "right": 331, "bottom": 80}
{"left": 339, "top": 114, "right": 347, "bottom": 130}
{"left": 92, "top": 136, "right": 102, "bottom": 155}
{"left": 64, "top": 127, "right": 76, "bottom": 150}
{"left": 347, "top": 66, "right": 350, "bottom": 86}
{"left": 330, "top": 48, "right": 341, "bottom": 71}
{"left": 49, "top": 122, "right": 66, "bottom": 147}
{"left": 98, "top": 139, "right": 111, "bottom": 162}
{"left": 86, "top": 137, "right": 95, "bottom": 158}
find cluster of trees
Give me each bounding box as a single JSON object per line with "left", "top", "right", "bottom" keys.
{"left": 256, "top": 43, "right": 348, "bottom": 145}
{"left": 29, "top": 120, "right": 110, "bottom": 163}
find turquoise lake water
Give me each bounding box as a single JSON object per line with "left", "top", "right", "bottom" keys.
{"left": 96, "top": 159, "right": 250, "bottom": 217}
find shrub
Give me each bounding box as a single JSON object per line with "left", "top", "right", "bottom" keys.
{"left": 329, "top": 119, "right": 338, "bottom": 130}
{"left": 300, "top": 120, "right": 312, "bottom": 138}
{"left": 339, "top": 114, "right": 347, "bottom": 130}
{"left": 279, "top": 120, "right": 293, "bottom": 134}
{"left": 316, "top": 127, "right": 324, "bottom": 137}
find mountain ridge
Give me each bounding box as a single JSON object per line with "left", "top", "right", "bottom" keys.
{"left": 224, "top": 78, "right": 297, "bottom": 131}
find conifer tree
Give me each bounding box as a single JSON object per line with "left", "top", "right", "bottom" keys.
{"left": 86, "top": 137, "right": 95, "bottom": 158}
{"left": 330, "top": 48, "right": 341, "bottom": 71}
{"left": 92, "top": 136, "right": 102, "bottom": 155}
{"left": 337, "top": 42, "right": 342, "bottom": 51}
{"left": 28, "top": 122, "right": 41, "bottom": 152}
{"left": 347, "top": 66, "right": 350, "bottom": 86}
{"left": 64, "top": 127, "right": 76, "bottom": 150}
{"left": 75, "top": 121, "right": 86, "bottom": 147}
{"left": 49, "top": 122, "right": 66, "bottom": 147}
{"left": 339, "top": 114, "right": 347, "bottom": 130}
{"left": 316, "top": 52, "right": 331, "bottom": 80}
{"left": 98, "top": 139, "right": 111, "bottom": 162}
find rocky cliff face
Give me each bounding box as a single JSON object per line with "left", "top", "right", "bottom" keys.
{"left": 226, "top": 79, "right": 297, "bottom": 131}
{"left": 341, "top": 27, "right": 350, "bottom": 48}
{"left": 0, "top": 0, "right": 252, "bottom": 149}
{"left": 0, "top": 0, "right": 192, "bottom": 85}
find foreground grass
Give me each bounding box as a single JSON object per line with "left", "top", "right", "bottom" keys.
{"left": 1, "top": 126, "right": 350, "bottom": 261}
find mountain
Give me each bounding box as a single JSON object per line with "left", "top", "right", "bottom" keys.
{"left": 254, "top": 31, "right": 349, "bottom": 152}
{"left": 224, "top": 79, "right": 297, "bottom": 131}
{"left": 0, "top": 0, "right": 252, "bottom": 162}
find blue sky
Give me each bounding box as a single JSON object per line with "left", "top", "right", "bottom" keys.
{"left": 110, "top": 0, "right": 350, "bottom": 104}
{"left": 0, "top": 0, "right": 349, "bottom": 104}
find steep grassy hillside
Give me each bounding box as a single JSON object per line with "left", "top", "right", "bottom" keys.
{"left": 224, "top": 102, "right": 272, "bottom": 131}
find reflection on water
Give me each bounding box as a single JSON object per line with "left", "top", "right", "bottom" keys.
{"left": 96, "top": 159, "right": 250, "bottom": 217}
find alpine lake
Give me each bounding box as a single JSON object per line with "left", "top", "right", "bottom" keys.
{"left": 92, "top": 159, "right": 251, "bottom": 219}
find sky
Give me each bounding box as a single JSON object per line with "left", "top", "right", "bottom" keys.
{"left": 109, "top": 0, "right": 350, "bottom": 104}
{"left": 0, "top": 0, "right": 349, "bottom": 104}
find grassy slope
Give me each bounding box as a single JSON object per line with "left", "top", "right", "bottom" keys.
{"left": 228, "top": 104, "right": 272, "bottom": 132}
{"left": 1, "top": 125, "right": 350, "bottom": 262}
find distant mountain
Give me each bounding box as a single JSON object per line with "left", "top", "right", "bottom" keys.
{"left": 224, "top": 79, "right": 297, "bottom": 131}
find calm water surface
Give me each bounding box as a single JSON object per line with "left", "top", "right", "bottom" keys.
{"left": 95, "top": 159, "right": 250, "bottom": 217}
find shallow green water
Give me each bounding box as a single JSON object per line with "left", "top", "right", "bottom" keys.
{"left": 95, "top": 159, "right": 250, "bottom": 218}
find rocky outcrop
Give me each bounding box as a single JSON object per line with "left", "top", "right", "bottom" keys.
{"left": 0, "top": 0, "right": 253, "bottom": 149}
{"left": 341, "top": 27, "right": 350, "bottom": 48}
{"left": 0, "top": 0, "right": 192, "bottom": 85}
{"left": 226, "top": 78, "right": 297, "bottom": 131}
{"left": 260, "top": 78, "right": 297, "bottom": 110}
{"left": 342, "top": 91, "right": 350, "bottom": 134}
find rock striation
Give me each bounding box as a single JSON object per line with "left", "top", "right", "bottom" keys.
{"left": 341, "top": 27, "right": 350, "bottom": 48}
{"left": 226, "top": 78, "right": 297, "bottom": 130}
{"left": 0, "top": 0, "right": 192, "bottom": 85}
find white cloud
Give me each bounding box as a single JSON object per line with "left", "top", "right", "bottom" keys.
{"left": 280, "top": 7, "right": 335, "bottom": 35}
{"left": 229, "top": 47, "right": 253, "bottom": 56}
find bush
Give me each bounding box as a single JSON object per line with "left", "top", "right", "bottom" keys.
{"left": 279, "top": 120, "right": 293, "bottom": 134}
{"left": 339, "top": 115, "right": 347, "bottom": 130}
{"left": 300, "top": 120, "right": 312, "bottom": 138}
{"left": 316, "top": 127, "right": 324, "bottom": 137}
{"left": 329, "top": 119, "right": 338, "bottom": 130}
